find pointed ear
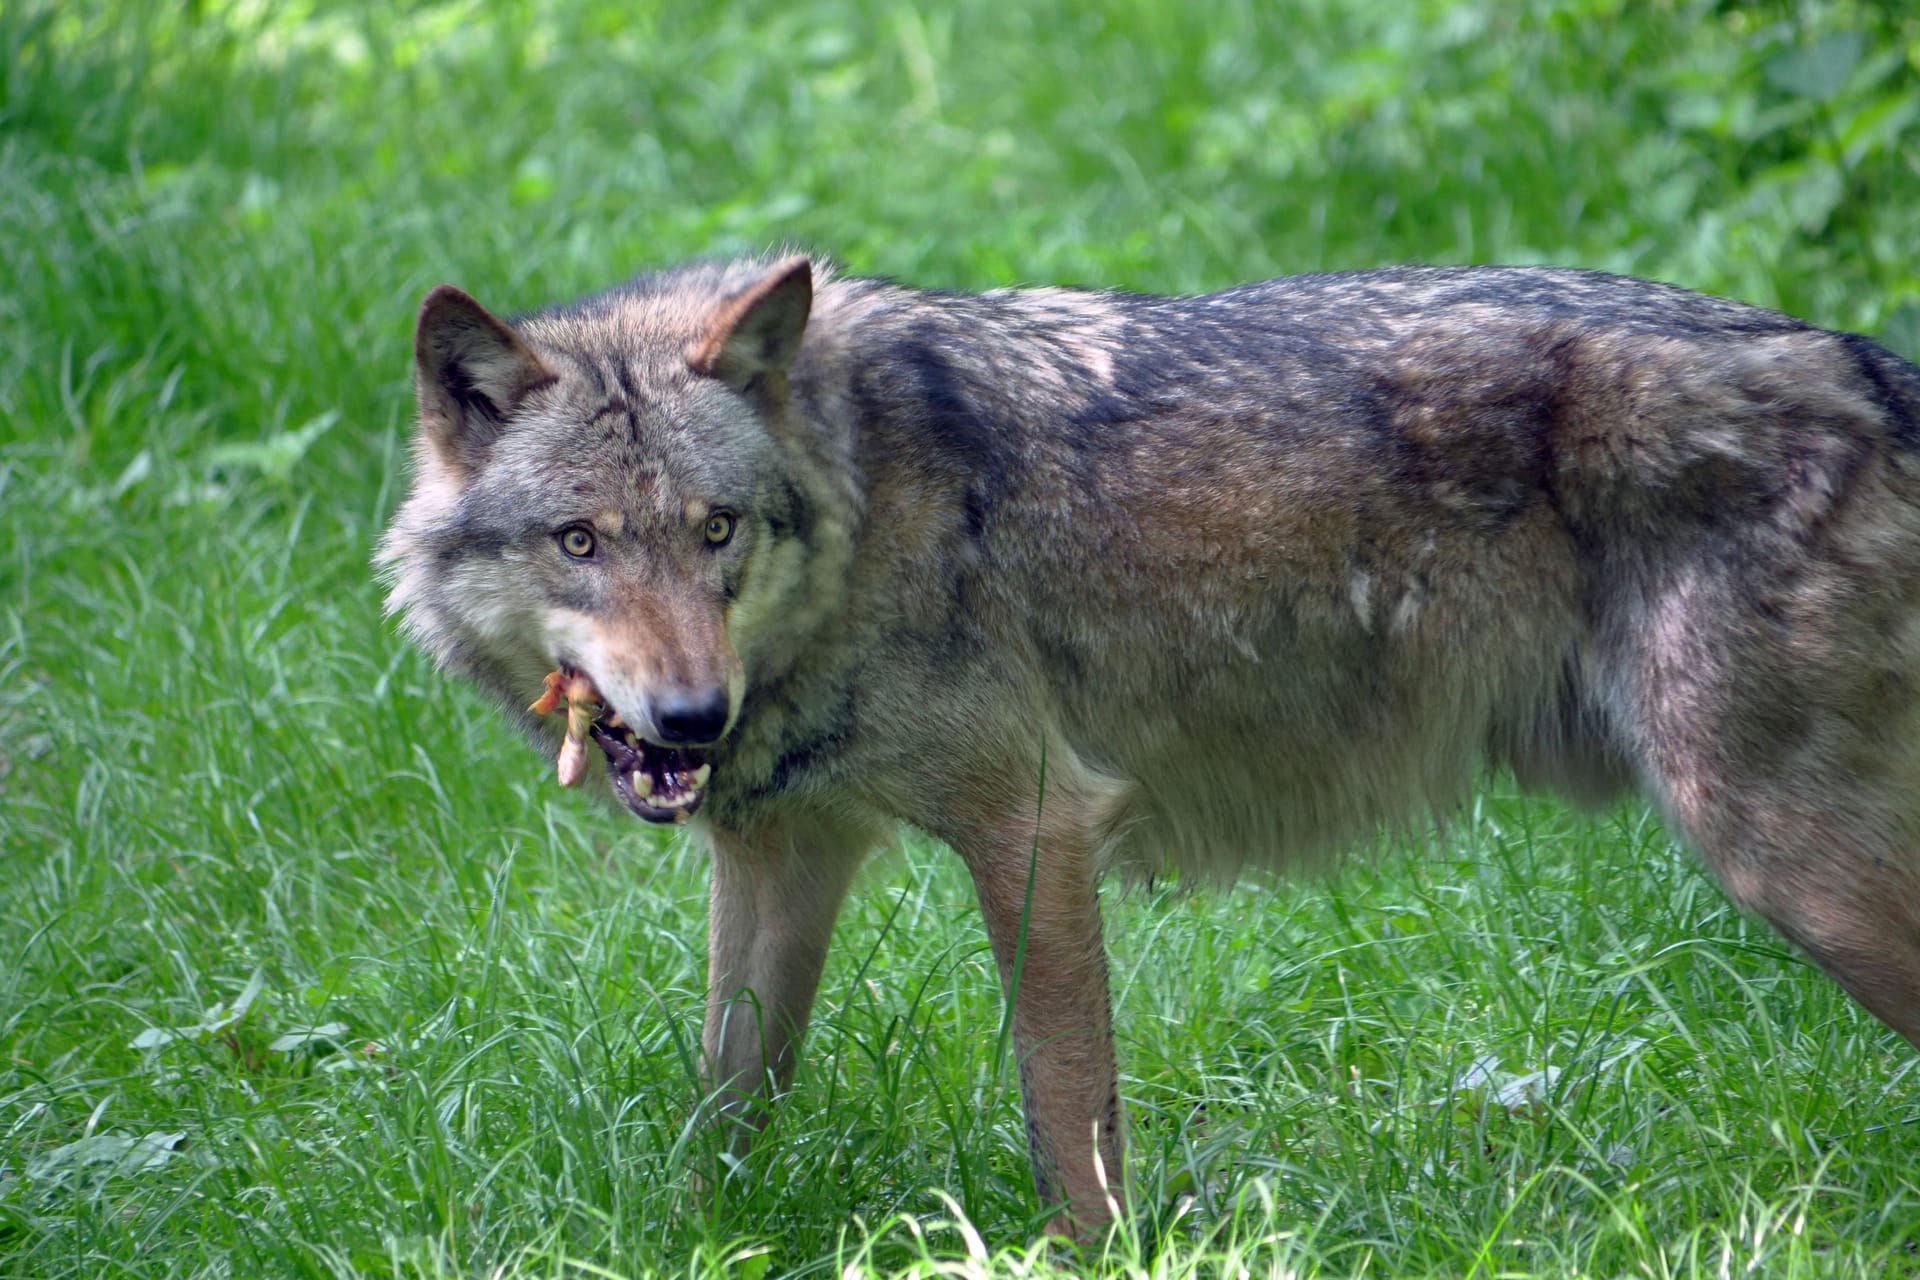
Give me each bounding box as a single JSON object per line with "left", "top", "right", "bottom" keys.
{"left": 685, "top": 256, "right": 814, "bottom": 390}
{"left": 413, "top": 285, "right": 555, "bottom": 473}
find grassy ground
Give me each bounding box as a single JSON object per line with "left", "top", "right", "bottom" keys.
{"left": 5, "top": 1, "right": 1920, "bottom": 1275}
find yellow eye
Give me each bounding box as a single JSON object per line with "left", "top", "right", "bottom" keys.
{"left": 560, "top": 526, "right": 595, "bottom": 558}
{"left": 704, "top": 512, "right": 735, "bottom": 546}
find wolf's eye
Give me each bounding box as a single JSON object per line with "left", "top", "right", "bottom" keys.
{"left": 559, "top": 526, "right": 596, "bottom": 558}
{"left": 704, "top": 512, "right": 735, "bottom": 547}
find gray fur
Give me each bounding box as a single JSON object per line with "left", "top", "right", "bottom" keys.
{"left": 380, "top": 254, "right": 1920, "bottom": 1234}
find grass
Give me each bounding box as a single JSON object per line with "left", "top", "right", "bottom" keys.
{"left": 5, "top": 0, "right": 1920, "bottom": 1275}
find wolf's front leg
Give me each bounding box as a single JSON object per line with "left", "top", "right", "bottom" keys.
{"left": 702, "top": 817, "right": 874, "bottom": 1148}
{"left": 948, "top": 781, "right": 1128, "bottom": 1237}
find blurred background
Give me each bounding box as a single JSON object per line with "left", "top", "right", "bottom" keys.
{"left": 6, "top": 1, "right": 1920, "bottom": 478}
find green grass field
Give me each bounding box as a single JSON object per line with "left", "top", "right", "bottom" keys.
{"left": 6, "top": 2, "right": 1920, "bottom": 1275}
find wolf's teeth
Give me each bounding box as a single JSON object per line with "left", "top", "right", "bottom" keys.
{"left": 691, "top": 764, "right": 712, "bottom": 789}
{"left": 632, "top": 769, "right": 653, "bottom": 799}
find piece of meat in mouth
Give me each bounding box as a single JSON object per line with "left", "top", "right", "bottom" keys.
{"left": 528, "top": 670, "right": 712, "bottom": 824}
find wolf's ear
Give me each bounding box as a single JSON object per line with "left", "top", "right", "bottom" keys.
{"left": 414, "top": 285, "right": 555, "bottom": 473}
{"left": 686, "top": 256, "right": 814, "bottom": 391}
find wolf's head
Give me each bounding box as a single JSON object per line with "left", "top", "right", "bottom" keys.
{"left": 377, "top": 255, "right": 851, "bottom": 823}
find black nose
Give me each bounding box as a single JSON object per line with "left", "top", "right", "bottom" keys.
{"left": 652, "top": 687, "right": 730, "bottom": 745}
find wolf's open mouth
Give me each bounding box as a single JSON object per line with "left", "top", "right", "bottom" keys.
{"left": 589, "top": 719, "right": 712, "bottom": 824}
{"left": 531, "top": 669, "right": 713, "bottom": 824}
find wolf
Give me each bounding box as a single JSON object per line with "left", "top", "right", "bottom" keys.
{"left": 377, "top": 252, "right": 1920, "bottom": 1234}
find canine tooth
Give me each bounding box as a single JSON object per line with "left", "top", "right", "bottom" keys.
{"left": 606, "top": 712, "right": 624, "bottom": 728}
{"left": 632, "top": 769, "right": 653, "bottom": 799}
{"left": 691, "top": 764, "right": 712, "bottom": 789}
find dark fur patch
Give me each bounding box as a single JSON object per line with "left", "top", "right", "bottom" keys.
{"left": 1838, "top": 331, "right": 1920, "bottom": 449}
{"left": 962, "top": 484, "right": 990, "bottom": 541}
{"left": 439, "top": 359, "right": 503, "bottom": 428}
{"left": 431, "top": 501, "right": 514, "bottom": 563}
{"left": 724, "top": 685, "right": 858, "bottom": 809}
{"left": 589, "top": 399, "right": 630, "bottom": 427}
{"left": 860, "top": 320, "right": 1012, "bottom": 494}
{"left": 1028, "top": 620, "right": 1086, "bottom": 685}
{"left": 767, "top": 688, "right": 857, "bottom": 792}
{"left": 766, "top": 478, "right": 813, "bottom": 543}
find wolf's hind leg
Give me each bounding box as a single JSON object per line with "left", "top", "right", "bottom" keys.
{"left": 1622, "top": 595, "right": 1920, "bottom": 1048}
{"left": 703, "top": 816, "right": 877, "bottom": 1147}
{"left": 1657, "top": 769, "right": 1920, "bottom": 1048}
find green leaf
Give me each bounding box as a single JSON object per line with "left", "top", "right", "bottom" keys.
{"left": 1880, "top": 301, "right": 1920, "bottom": 362}
{"left": 26, "top": 1132, "right": 187, "bottom": 1185}
{"left": 202, "top": 411, "right": 339, "bottom": 483}
{"left": 1744, "top": 159, "right": 1843, "bottom": 233}
{"left": 1839, "top": 91, "right": 1920, "bottom": 168}
{"left": 130, "top": 968, "right": 271, "bottom": 1050}
{"left": 1764, "top": 32, "right": 1864, "bottom": 104}
{"left": 267, "top": 1021, "right": 350, "bottom": 1052}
